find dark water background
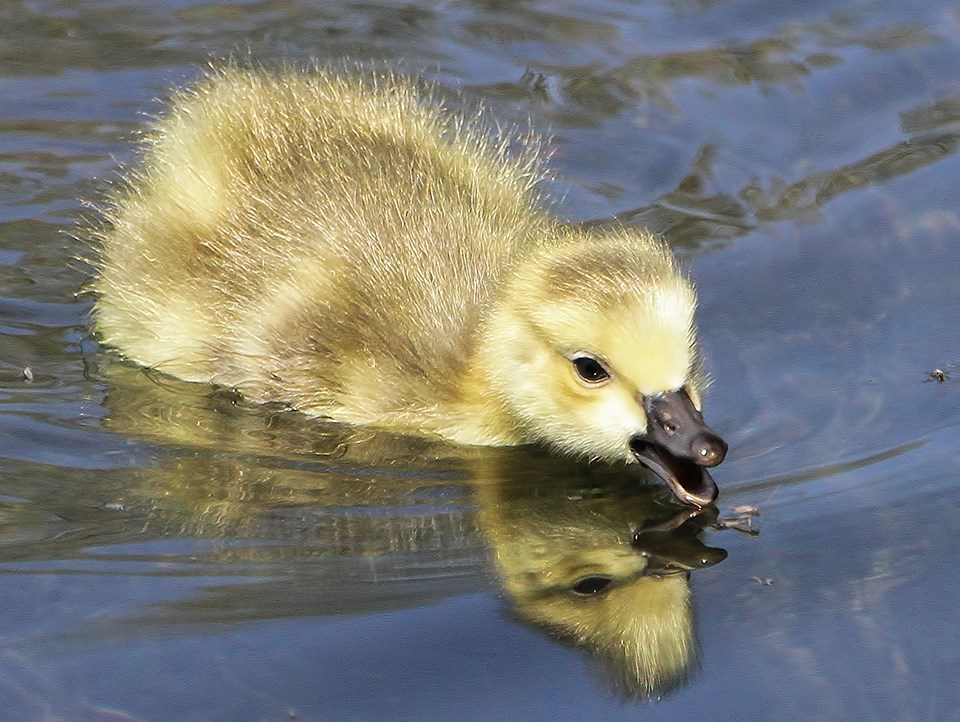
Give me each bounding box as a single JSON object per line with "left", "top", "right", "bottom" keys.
{"left": 2, "top": 0, "right": 959, "bottom": 719}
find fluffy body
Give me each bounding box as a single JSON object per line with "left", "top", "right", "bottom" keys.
{"left": 93, "top": 67, "right": 704, "bottom": 464}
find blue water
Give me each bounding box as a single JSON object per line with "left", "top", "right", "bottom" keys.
{"left": 1, "top": 1, "right": 958, "bottom": 719}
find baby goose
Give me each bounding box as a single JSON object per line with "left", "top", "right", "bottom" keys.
{"left": 92, "top": 66, "right": 727, "bottom": 505}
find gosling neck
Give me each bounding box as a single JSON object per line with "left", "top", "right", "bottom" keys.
{"left": 448, "top": 337, "right": 526, "bottom": 446}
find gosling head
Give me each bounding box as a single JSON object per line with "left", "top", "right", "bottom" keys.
{"left": 485, "top": 231, "right": 727, "bottom": 506}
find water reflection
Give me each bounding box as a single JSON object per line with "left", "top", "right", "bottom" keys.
{"left": 81, "top": 356, "right": 728, "bottom": 699}
{"left": 476, "top": 471, "right": 725, "bottom": 698}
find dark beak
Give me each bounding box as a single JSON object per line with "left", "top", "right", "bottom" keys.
{"left": 630, "top": 389, "right": 728, "bottom": 508}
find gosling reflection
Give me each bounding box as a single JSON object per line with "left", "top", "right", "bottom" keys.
{"left": 476, "top": 470, "right": 725, "bottom": 699}
{"left": 95, "top": 358, "right": 727, "bottom": 699}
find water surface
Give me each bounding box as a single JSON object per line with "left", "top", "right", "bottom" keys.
{"left": 1, "top": 0, "right": 959, "bottom": 719}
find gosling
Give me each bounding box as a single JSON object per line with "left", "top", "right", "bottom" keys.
{"left": 92, "top": 66, "right": 727, "bottom": 506}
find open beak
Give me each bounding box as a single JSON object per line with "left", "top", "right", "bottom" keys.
{"left": 629, "top": 389, "right": 727, "bottom": 508}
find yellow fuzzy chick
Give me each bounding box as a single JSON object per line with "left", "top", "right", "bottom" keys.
{"left": 92, "top": 66, "right": 727, "bottom": 505}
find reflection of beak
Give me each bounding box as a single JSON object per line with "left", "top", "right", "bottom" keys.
{"left": 633, "top": 534, "right": 728, "bottom": 575}
{"left": 630, "top": 389, "right": 728, "bottom": 508}
{"left": 632, "top": 505, "right": 728, "bottom": 573}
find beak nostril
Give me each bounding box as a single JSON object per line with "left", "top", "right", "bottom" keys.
{"left": 692, "top": 435, "right": 727, "bottom": 467}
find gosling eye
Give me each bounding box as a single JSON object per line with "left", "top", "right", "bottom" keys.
{"left": 570, "top": 354, "right": 611, "bottom": 386}
{"left": 571, "top": 576, "right": 614, "bottom": 596}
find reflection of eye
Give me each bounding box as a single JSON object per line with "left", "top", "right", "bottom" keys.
{"left": 571, "top": 355, "right": 611, "bottom": 385}
{"left": 571, "top": 576, "right": 613, "bottom": 596}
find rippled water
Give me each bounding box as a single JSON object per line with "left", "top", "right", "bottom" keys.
{"left": 2, "top": 1, "right": 959, "bottom": 719}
